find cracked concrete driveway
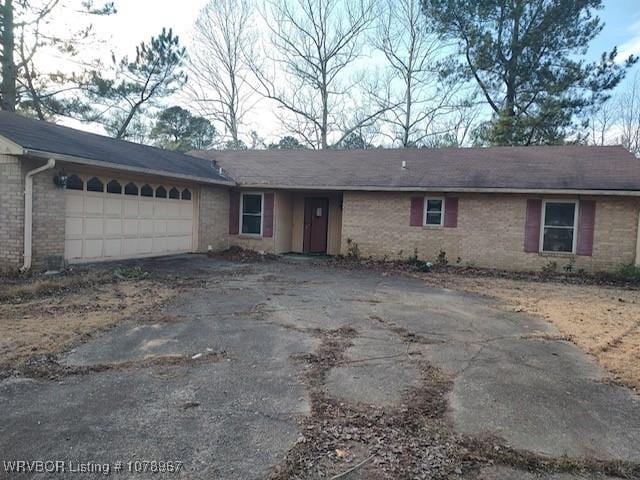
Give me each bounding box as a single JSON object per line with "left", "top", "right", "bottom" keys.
{"left": 1, "top": 255, "right": 639, "bottom": 479}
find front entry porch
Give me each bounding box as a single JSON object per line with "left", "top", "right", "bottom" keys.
{"left": 228, "top": 189, "right": 343, "bottom": 256}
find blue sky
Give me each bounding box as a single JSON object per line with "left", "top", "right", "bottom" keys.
{"left": 589, "top": 1, "right": 640, "bottom": 82}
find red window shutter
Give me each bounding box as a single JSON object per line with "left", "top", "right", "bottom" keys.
{"left": 229, "top": 190, "right": 240, "bottom": 235}
{"left": 524, "top": 199, "right": 542, "bottom": 253}
{"left": 263, "top": 193, "right": 275, "bottom": 238}
{"left": 444, "top": 197, "right": 458, "bottom": 228}
{"left": 576, "top": 200, "right": 596, "bottom": 256}
{"left": 410, "top": 197, "right": 424, "bottom": 226}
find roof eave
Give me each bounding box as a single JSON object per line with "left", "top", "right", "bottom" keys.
{"left": 23, "top": 148, "right": 236, "bottom": 187}
{"left": 235, "top": 183, "right": 640, "bottom": 196}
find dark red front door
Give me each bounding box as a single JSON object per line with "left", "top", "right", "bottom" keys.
{"left": 303, "top": 198, "right": 329, "bottom": 254}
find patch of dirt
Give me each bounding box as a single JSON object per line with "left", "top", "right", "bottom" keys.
{"left": 209, "top": 246, "right": 279, "bottom": 263}
{"left": 15, "top": 350, "right": 227, "bottom": 380}
{"left": 0, "top": 273, "right": 175, "bottom": 377}
{"left": 420, "top": 273, "right": 640, "bottom": 391}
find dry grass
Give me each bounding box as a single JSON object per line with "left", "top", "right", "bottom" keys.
{"left": 421, "top": 273, "right": 640, "bottom": 390}
{"left": 0, "top": 276, "right": 174, "bottom": 372}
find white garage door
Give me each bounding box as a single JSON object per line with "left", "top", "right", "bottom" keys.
{"left": 64, "top": 175, "right": 195, "bottom": 262}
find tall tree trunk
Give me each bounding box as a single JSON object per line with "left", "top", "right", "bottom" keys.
{"left": 321, "top": 64, "right": 328, "bottom": 149}
{"left": 0, "top": 0, "right": 16, "bottom": 112}
{"left": 116, "top": 104, "right": 141, "bottom": 139}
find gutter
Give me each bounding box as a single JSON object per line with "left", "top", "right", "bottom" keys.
{"left": 21, "top": 158, "right": 56, "bottom": 272}
{"left": 24, "top": 149, "right": 236, "bottom": 187}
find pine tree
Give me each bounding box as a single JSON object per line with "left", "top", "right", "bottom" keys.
{"left": 422, "top": 0, "right": 637, "bottom": 145}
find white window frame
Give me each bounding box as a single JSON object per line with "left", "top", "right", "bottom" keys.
{"left": 240, "top": 192, "right": 264, "bottom": 237}
{"left": 423, "top": 196, "right": 445, "bottom": 227}
{"left": 539, "top": 199, "right": 579, "bottom": 254}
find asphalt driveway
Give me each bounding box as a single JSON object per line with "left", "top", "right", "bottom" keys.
{"left": 1, "top": 255, "right": 639, "bottom": 479}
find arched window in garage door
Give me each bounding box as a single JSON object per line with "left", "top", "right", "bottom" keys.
{"left": 107, "top": 180, "right": 122, "bottom": 194}
{"left": 141, "top": 184, "right": 153, "bottom": 197}
{"left": 87, "top": 177, "right": 104, "bottom": 192}
{"left": 125, "top": 182, "right": 139, "bottom": 196}
{"left": 66, "top": 175, "right": 84, "bottom": 191}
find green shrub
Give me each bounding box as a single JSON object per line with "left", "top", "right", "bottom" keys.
{"left": 541, "top": 261, "right": 557, "bottom": 275}
{"left": 346, "top": 238, "right": 360, "bottom": 259}
{"left": 114, "top": 266, "right": 148, "bottom": 280}
{"left": 618, "top": 264, "right": 640, "bottom": 281}
{"left": 436, "top": 249, "right": 448, "bottom": 267}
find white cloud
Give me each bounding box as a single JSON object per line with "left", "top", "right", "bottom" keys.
{"left": 618, "top": 16, "right": 640, "bottom": 61}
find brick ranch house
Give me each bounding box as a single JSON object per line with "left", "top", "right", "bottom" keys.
{"left": 1, "top": 111, "right": 639, "bottom": 273}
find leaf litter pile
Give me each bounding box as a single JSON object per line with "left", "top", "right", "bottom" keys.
{"left": 269, "top": 326, "right": 640, "bottom": 479}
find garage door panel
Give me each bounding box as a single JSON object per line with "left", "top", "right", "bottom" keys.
{"left": 65, "top": 181, "right": 194, "bottom": 262}
{"left": 154, "top": 220, "right": 167, "bottom": 234}
{"left": 66, "top": 195, "right": 84, "bottom": 214}
{"left": 178, "top": 236, "right": 192, "bottom": 250}
{"left": 152, "top": 237, "right": 167, "bottom": 253}
{"left": 85, "top": 197, "right": 103, "bottom": 214}
{"left": 66, "top": 217, "right": 83, "bottom": 236}
{"left": 167, "top": 203, "right": 180, "bottom": 217}
{"left": 105, "top": 219, "right": 122, "bottom": 235}
{"left": 139, "top": 200, "right": 154, "bottom": 216}
{"left": 65, "top": 239, "right": 83, "bottom": 259}
{"left": 105, "top": 198, "right": 122, "bottom": 215}
{"left": 124, "top": 219, "right": 139, "bottom": 235}
{"left": 84, "top": 239, "right": 103, "bottom": 258}
{"left": 167, "top": 219, "right": 183, "bottom": 234}
{"left": 140, "top": 219, "right": 154, "bottom": 235}
{"left": 167, "top": 236, "right": 180, "bottom": 251}
{"left": 85, "top": 218, "right": 104, "bottom": 236}
{"left": 124, "top": 199, "right": 139, "bottom": 217}
{"left": 104, "top": 239, "right": 122, "bottom": 257}
{"left": 180, "top": 204, "right": 193, "bottom": 217}
{"left": 154, "top": 202, "right": 167, "bottom": 217}
{"left": 138, "top": 238, "right": 153, "bottom": 254}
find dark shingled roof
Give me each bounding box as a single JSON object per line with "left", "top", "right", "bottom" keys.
{"left": 192, "top": 146, "right": 640, "bottom": 191}
{"left": 0, "top": 111, "right": 230, "bottom": 184}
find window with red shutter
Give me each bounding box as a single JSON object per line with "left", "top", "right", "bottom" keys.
{"left": 576, "top": 200, "right": 596, "bottom": 256}
{"left": 524, "top": 199, "right": 542, "bottom": 252}
{"left": 229, "top": 191, "right": 240, "bottom": 235}
{"left": 263, "top": 193, "right": 275, "bottom": 238}
{"left": 444, "top": 197, "right": 458, "bottom": 228}
{"left": 410, "top": 197, "right": 424, "bottom": 226}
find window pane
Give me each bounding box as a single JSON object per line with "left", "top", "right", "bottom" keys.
{"left": 545, "top": 203, "right": 575, "bottom": 227}
{"left": 242, "top": 194, "right": 262, "bottom": 214}
{"left": 141, "top": 184, "right": 153, "bottom": 197}
{"left": 169, "top": 187, "right": 180, "bottom": 199}
{"left": 125, "top": 182, "right": 138, "bottom": 195}
{"left": 242, "top": 214, "right": 261, "bottom": 234}
{"left": 156, "top": 186, "right": 167, "bottom": 198}
{"left": 543, "top": 227, "right": 574, "bottom": 252}
{"left": 66, "top": 175, "right": 83, "bottom": 191}
{"left": 426, "top": 199, "right": 442, "bottom": 213}
{"left": 181, "top": 189, "right": 192, "bottom": 200}
{"left": 107, "top": 180, "right": 122, "bottom": 194}
{"left": 426, "top": 212, "right": 442, "bottom": 225}
{"left": 87, "top": 177, "right": 103, "bottom": 192}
